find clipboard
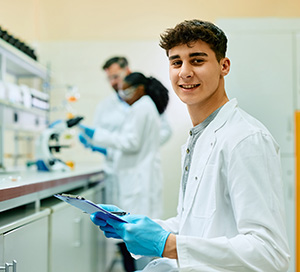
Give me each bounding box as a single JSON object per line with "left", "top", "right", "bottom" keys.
{"left": 54, "top": 193, "right": 128, "bottom": 223}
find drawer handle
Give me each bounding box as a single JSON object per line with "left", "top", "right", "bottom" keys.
{"left": 0, "top": 260, "right": 17, "bottom": 272}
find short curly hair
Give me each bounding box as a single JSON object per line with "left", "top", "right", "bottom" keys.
{"left": 159, "top": 19, "right": 227, "bottom": 62}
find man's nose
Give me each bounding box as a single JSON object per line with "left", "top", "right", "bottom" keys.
{"left": 179, "top": 63, "right": 193, "bottom": 79}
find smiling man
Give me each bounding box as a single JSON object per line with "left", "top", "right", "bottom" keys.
{"left": 90, "top": 20, "right": 290, "bottom": 271}
{"left": 167, "top": 41, "right": 229, "bottom": 126}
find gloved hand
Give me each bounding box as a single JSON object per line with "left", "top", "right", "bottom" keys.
{"left": 91, "top": 204, "right": 125, "bottom": 239}
{"left": 107, "top": 214, "right": 171, "bottom": 257}
{"left": 91, "top": 145, "right": 107, "bottom": 156}
{"left": 78, "top": 133, "right": 92, "bottom": 148}
{"left": 79, "top": 124, "right": 95, "bottom": 139}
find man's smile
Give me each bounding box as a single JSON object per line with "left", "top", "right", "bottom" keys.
{"left": 179, "top": 84, "right": 200, "bottom": 89}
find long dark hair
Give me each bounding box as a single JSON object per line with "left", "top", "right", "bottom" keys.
{"left": 124, "top": 72, "right": 169, "bottom": 114}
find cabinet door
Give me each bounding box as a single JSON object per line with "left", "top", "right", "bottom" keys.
{"left": 50, "top": 187, "right": 105, "bottom": 272}
{"left": 2, "top": 216, "right": 48, "bottom": 272}
{"left": 91, "top": 186, "right": 108, "bottom": 272}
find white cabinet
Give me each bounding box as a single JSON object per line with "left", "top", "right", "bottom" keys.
{"left": 0, "top": 183, "right": 106, "bottom": 272}
{"left": 0, "top": 209, "right": 50, "bottom": 272}
{"left": 48, "top": 186, "right": 106, "bottom": 272}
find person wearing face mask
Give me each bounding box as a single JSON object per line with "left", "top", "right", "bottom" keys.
{"left": 84, "top": 57, "right": 132, "bottom": 203}
{"left": 79, "top": 57, "right": 172, "bottom": 206}
{"left": 80, "top": 72, "right": 170, "bottom": 271}
{"left": 81, "top": 72, "right": 169, "bottom": 218}
{"left": 78, "top": 56, "right": 133, "bottom": 272}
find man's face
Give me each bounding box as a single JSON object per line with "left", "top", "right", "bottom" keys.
{"left": 105, "top": 63, "right": 129, "bottom": 91}
{"left": 168, "top": 40, "right": 229, "bottom": 110}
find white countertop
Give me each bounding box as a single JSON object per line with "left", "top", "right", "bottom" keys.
{"left": 0, "top": 163, "right": 105, "bottom": 212}
{"left": 0, "top": 163, "right": 102, "bottom": 190}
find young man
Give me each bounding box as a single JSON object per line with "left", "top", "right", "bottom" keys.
{"left": 90, "top": 20, "right": 290, "bottom": 271}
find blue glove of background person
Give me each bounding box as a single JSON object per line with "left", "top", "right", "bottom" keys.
{"left": 79, "top": 124, "right": 95, "bottom": 139}
{"left": 78, "top": 133, "right": 92, "bottom": 148}
{"left": 90, "top": 204, "right": 125, "bottom": 239}
{"left": 91, "top": 145, "right": 107, "bottom": 156}
{"left": 107, "top": 214, "right": 171, "bottom": 257}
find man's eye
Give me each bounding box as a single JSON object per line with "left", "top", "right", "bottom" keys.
{"left": 193, "top": 59, "right": 204, "bottom": 64}
{"left": 171, "top": 60, "right": 182, "bottom": 67}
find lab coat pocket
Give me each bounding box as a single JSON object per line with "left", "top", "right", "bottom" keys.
{"left": 191, "top": 164, "right": 217, "bottom": 219}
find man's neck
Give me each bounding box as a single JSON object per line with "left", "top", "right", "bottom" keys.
{"left": 188, "top": 95, "right": 229, "bottom": 127}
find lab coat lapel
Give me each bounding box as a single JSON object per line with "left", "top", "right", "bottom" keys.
{"left": 180, "top": 128, "right": 216, "bottom": 226}
{"left": 180, "top": 99, "right": 238, "bottom": 227}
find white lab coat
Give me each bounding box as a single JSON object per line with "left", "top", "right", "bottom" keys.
{"left": 93, "top": 93, "right": 129, "bottom": 134}
{"left": 152, "top": 99, "right": 290, "bottom": 271}
{"left": 93, "top": 93, "right": 171, "bottom": 208}
{"left": 93, "top": 95, "right": 163, "bottom": 218}
{"left": 93, "top": 93, "right": 130, "bottom": 204}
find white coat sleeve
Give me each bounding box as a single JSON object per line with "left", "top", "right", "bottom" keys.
{"left": 176, "top": 132, "right": 290, "bottom": 271}
{"left": 93, "top": 102, "right": 103, "bottom": 127}
{"left": 91, "top": 101, "right": 148, "bottom": 153}
{"left": 154, "top": 216, "right": 180, "bottom": 234}
{"left": 159, "top": 113, "right": 172, "bottom": 146}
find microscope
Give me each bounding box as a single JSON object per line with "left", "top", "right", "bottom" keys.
{"left": 35, "top": 116, "right": 83, "bottom": 171}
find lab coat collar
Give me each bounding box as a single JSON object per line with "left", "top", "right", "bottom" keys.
{"left": 211, "top": 98, "right": 238, "bottom": 133}
{"left": 180, "top": 98, "right": 238, "bottom": 227}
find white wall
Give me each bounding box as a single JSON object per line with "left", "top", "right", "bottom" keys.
{"left": 39, "top": 40, "right": 192, "bottom": 219}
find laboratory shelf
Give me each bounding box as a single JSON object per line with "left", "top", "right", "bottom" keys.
{"left": 0, "top": 38, "right": 47, "bottom": 79}
{"left": 0, "top": 35, "right": 50, "bottom": 170}
{"left": 0, "top": 98, "right": 48, "bottom": 117}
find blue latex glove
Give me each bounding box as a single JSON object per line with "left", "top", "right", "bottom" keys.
{"left": 91, "top": 204, "right": 125, "bottom": 239}
{"left": 107, "top": 214, "right": 171, "bottom": 257}
{"left": 79, "top": 124, "right": 95, "bottom": 139}
{"left": 78, "top": 133, "right": 92, "bottom": 148}
{"left": 91, "top": 145, "right": 107, "bottom": 156}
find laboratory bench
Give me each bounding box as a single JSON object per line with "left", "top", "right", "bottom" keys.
{"left": 0, "top": 164, "right": 108, "bottom": 272}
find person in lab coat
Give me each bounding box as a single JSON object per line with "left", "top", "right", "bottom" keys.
{"left": 91, "top": 57, "right": 131, "bottom": 206}
{"left": 78, "top": 57, "right": 135, "bottom": 271}
{"left": 81, "top": 71, "right": 169, "bottom": 217}
{"left": 80, "top": 72, "right": 170, "bottom": 271}
{"left": 89, "top": 19, "right": 291, "bottom": 272}
{"left": 81, "top": 56, "right": 172, "bottom": 205}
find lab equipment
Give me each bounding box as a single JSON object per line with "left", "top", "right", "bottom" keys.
{"left": 105, "top": 213, "right": 171, "bottom": 257}
{"left": 0, "top": 25, "right": 38, "bottom": 60}
{"left": 35, "top": 116, "right": 83, "bottom": 171}
{"left": 30, "top": 88, "right": 50, "bottom": 111}
{"left": 54, "top": 194, "right": 127, "bottom": 223}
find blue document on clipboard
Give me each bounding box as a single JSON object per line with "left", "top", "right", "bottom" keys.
{"left": 54, "top": 194, "right": 128, "bottom": 223}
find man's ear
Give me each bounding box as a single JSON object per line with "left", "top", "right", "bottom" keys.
{"left": 220, "top": 57, "right": 230, "bottom": 76}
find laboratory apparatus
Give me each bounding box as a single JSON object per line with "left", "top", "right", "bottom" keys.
{"left": 35, "top": 116, "right": 83, "bottom": 171}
